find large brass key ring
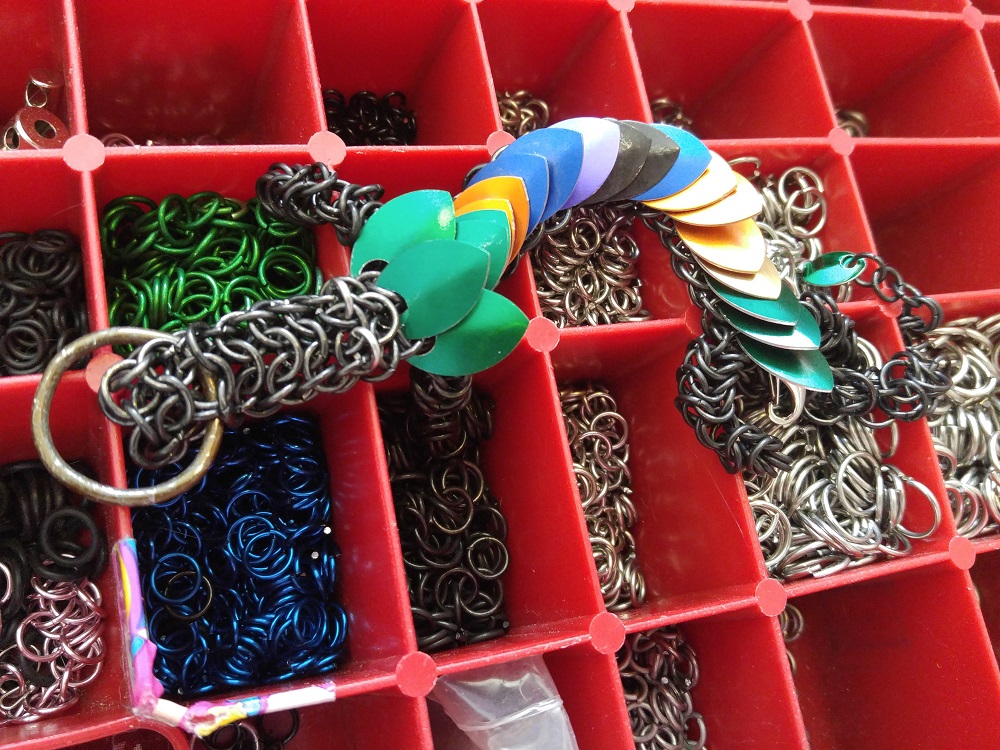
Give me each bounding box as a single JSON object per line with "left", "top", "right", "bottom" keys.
{"left": 31, "top": 327, "right": 223, "bottom": 506}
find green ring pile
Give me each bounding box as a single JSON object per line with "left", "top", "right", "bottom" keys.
{"left": 101, "top": 193, "right": 318, "bottom": 331}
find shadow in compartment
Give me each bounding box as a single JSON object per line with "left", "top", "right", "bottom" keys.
{"left": 785, "top": 563, "right": 1000, "bottom": 749}
{"left": 809, "top": 11, "right": 1000, "bottom": 137}
{"left": 849, "top": 141, "right": 1000, "bottom": 296}
{"left": 628, "top": 2, "right": 834, "bottom": 138}
{"left": 75, "top": 0, "right": 319, "bottom": 145}
{"left": 477, "top": 0, "right": 647, "bottom": 125}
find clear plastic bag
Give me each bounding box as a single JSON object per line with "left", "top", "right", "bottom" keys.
{"left": 429, "top": 655, "right": 579, "bottom": 750}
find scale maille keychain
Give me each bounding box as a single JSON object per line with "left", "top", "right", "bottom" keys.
{"left": 31, "top": 116, "right": 940, "bottom": 505}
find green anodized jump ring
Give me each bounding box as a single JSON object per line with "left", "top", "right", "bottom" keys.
{"left": 101, "top": 191, "right": 318, "bottom": 333}
{"left": 259, "top": 249, "right": 314, "bottom": 297}
{"left": 157, "top": 194, "right": 197, "bottom": 247}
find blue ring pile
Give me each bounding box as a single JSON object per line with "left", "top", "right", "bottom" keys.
{"left": 130, "top": 414, "right": 347, "bottom": 697}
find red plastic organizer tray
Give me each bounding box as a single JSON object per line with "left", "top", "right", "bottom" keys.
{"left": 5, "top": 0, "right": 1000, "bottom": 748}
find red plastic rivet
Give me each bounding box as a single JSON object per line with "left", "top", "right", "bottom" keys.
{"left": 949, "top": 536, "right": 976, "bottom": 570}
{"left": 395, "top": 652, "right": 437, "bottom": 697}
{"left": 85, "top": 351, "right": 123, "bottom": 394}
{"left": 525, "top": 316, "right": 559, "bottom": 353}
{"left": 880, "top": 299, "right": 904, "bottom": 319}
{"left": 755, "top": 578, "right": 787, "bottom": 617}
{"left": 828, "top": 128, "right": 854, "bottom": 157}
{"left": 486, "top": 130, "right": 515, "bottom": 155}
{"left": 608, "top": 0, "right": 635, "bottom": 11}
{"left": 590, "top": 612, "right": 626, "bottom": 654}
{"left": 787, "top": 0, "right": 813, "bottom": 21}
{"left": 308, "top": 131, "right": 347, "bottom": 167}
{"left": 963, "top": 5, "right": 985, "bottom": 30}
{"left": 62, "top": 134, "right": 105, "bottom": 172}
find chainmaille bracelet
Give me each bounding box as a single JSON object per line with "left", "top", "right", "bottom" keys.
{"left": 32, "top": 116, "right": 948, "bottom": 505}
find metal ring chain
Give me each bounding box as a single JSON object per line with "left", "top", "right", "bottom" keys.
{"left": 637, "top": 160, "right": 948, "bottom": 577}
{"left": 650, "top": 97, "right": 695, "bottom": 133}
{"left": 0, "top": 577, "right": 105, "bottom": 725}
{"left": 779, "top": 602, "right": 804, "bottom": 675}
{"left": 532, "top": 204, "right": 650, "bottom": 327}
{"left": 618, "top": 626, "right": 706, "bottom": 750}
{"left": 379, "top": 372, "right": 511, "bottom": 652}
{"left": 923, "top": 313, "right": 1000, "bottom": 538}
{"left": 639, "top": 163, "right": 951, "bottom": 478}
{"left": 560, "top": 382, "right": 646, "bottom": 610}
{"left": 99, "top": 271, "right": 427, "bottom": 471}
{"left": 497, "top": 90, "right": 550, "bottom": 137}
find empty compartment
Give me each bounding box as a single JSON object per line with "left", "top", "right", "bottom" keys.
{"left": 981, "top": 2, "right": 1000, "bottom": 15}
{"left": 849, "top": 141, "right": 1000, "bottom": 296}
{"left": 809, "top": 11, "right": 1000, "bottom": 137}
{"left": 75, "top": 0, "right": 320, "bottom": 145}
{"left": 979, "top": 20, "right": 1000, "bottom": 95}
{"left": 0, "top": 0, "right": 79, "bottom": 138}
{"left": 787, "top": 563, "right": 1000, "bottom": 749}
{"left": 808, "top": 0, "right": 966, "bottom": 10}
{"left": 552, "top": 322, "right": 766, "bottom": 624}
{"left": 477, "top": 0, "right": 647, "bottom": 125}
{"left": 969, "top": 548, "right": 1000, "bottom": 662}
{"left": 306, "top": 0, "right": 497, "bottom": 146}
{"left": 1, "top": 375, "right": 135, "bottom": 748}
{"left": 376, "top": 348, "right": 605, "bottom": 670}
{"left": 627, "top": 2, "right": 834, "bottom": 138}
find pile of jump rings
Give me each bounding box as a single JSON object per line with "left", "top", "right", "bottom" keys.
{"left": 836, "top": 108, "right": 870, "bottom": 138}
{"left": 379, "top": 371, "right": 512, "bottom": 653}
{"left": 3, "top": 70, "right": 68, "bottom": 151}
{"left": 130, "top": 414, "right": 348, "bottom": 697}
{"left": 497, "top": 90, "right": 550, "bottom": 137}
{"left": 323, "top": 89, "right": 417, "bottom": 146}
{"left": 101, "top": 193, "right": 318, "bottom": 332}
{"left": 923, "top": 314, "right": 1000, "bottom": 538}
{"left": 560, "top": 382, "right": 645, "bottom": 611}
{"left": 0, "top": 461, "right": 107, "bottom": 723}
{"left": 0, "top": 230, "right": 88, "bottom": 376}
{"left": 650, "top": 158, "right": 946, "bottom": 579}
{"left": 194, "top": 710, "right": 300, "bottom": 750}
{"left": 779, "top": 602, "right": 804, "bottom": 675}
{"left": 618, "top": 626, "right": 705, "bottom": 750}
{"left": 650, "top": 97, "right": 695, "bottom": 133}
{"left": 531, "top": 204, "right": 649, "bottom": 327}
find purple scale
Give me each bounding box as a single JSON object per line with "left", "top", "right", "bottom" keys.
{"left": 549, "top": 117, "right": 620, "bottom": 208}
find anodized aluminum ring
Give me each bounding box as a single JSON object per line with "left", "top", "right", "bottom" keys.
{"left": 31, "top": 327, "right": 223, "bottom": 506}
